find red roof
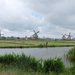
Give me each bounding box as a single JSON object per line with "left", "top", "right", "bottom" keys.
{"left": 31, "top": 37, "right": 36, "bottom": 40}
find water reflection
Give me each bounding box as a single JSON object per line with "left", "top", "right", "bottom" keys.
{"left": 0, "top": 47, "right": 73, "bottom": 67}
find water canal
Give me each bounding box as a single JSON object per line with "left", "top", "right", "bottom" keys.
{"left": 0, "top": 47, "right": 73, "bottom": 67}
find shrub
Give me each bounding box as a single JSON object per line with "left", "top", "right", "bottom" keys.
{"left": 38, "top": 44, "right": 44, "bottom": 47}
{"left": 43, "top": 58, "right": 65, "bottom": 73}
{"left": 69, "top": 63, "right": 75, "bottom": 74}
{"left": 67, "top": 47, "right": 75, "bottom": 61}
{"left": 0, "top": 53, "right": 65, "bottom": 73}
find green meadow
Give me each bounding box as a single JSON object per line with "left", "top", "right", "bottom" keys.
{"left": 0, "top": 40, "right": 75, "bottom": 48}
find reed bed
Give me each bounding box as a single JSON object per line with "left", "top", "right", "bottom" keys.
{"left": 67, "top": 47, "right": 75, "bottom": 62}
{"left": 0, "top": 53, "right": 65, "bottom": 74}
{"left": 0, "top": 52, "right": 75, "bottom": 75}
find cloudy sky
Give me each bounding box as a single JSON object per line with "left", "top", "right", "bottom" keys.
{"left": 0, "top": 0, "right": 75, "bottom": 38}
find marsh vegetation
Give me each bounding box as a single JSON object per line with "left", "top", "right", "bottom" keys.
{"left": 67, "top": 47, "right": 75, "bottom": 62}
{"left": 0, "top": 53, "right": 68, "bottom": 75}
{"left": 0, "top": 51, "right": 75, "bottom": 75}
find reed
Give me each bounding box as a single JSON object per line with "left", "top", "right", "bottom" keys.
{"left": 43, "top": 58, "right": 65, "bottom": 73}
{"left": 0, "top": 53, "right": 43, "bottom": 71}
{"left": 69, "top": 63, "right": 75, "bottom": 74}
{"left": 0, "top": 52, "right": 75, "bottom": 75}
{"left": 67, "top": 47, "right": 75, "bottom": 61}
{"left": 0, "top": 53, "right": 65, "bottom": 73}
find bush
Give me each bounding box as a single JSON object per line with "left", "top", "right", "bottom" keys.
{"left": 0, "top": 53, "right": 65, "bottom": 73}
{"left": 43, "top": 58, "right": 65, "bottom": 73}
{"left": 38, "top": 44, "right": 44, "bottom": 47}
{"left": 0, "top": 53, "right": 43, "bottom": 71}
{"left": 69, "top": 63, "right": 75, "bottom": 74}
{"left": 67, "top": 47, "right": 75, "bottom": 61}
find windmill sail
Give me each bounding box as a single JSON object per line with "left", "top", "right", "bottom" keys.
{"left": 66, "top": 32, "right": 73, "bottom": 40}
{"left": 31, "top": 30, "right": 40, "bottom": 39}
{"left": 0, "top": 31, "right": 4, "bottom": 39}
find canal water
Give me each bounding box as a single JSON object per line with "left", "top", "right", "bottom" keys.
{"left": 0, "top": 47, "right": 73, "bottom": 67}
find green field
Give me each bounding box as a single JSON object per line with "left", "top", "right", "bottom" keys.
{"left": 0, "top": 40, "right": 75, "bottom": 48}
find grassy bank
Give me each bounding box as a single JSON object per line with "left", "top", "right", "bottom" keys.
{"left": 0, "top": 40, "right": 75, "bottom": 48}
{"left": 66, "top": 47, "right": 75, "bottom": 74}
{"left": 67, "top": 47, "right": 75, "bottom": 62}
{"left": 0, "top": 53, "right": 75, "bottom": 75}
{"left": 0, "top": 53, "right": 65, "bottom": 73}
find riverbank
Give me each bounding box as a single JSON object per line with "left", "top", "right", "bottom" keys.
{"left": 67, "top": 47, "right": 75, "bottom": 62}
{"left": 0, "top": 53, "right": 64, "bottom": 74}
{"left": 0, "top": 40, "right": 75, "bottom": 48}
{"left": 0, "top": 52, "right": 75, "bottom": 75}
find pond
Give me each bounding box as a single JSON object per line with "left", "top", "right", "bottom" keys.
{"left": 0, "top": 47, "right": 73, "bottom": 67}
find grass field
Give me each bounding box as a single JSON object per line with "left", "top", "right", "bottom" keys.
{"left": 0, "top": 40, "right": 75, "bottom": 48}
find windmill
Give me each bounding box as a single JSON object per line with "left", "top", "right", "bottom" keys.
{"left": 0, "top": 31, "right": 4, "bottom": 39}
{"left": 66, "top": 32, "right": 73, "bottom": 40}
{"left": 33, "top": 30, "right": 39, "bottom": 38}
{"left": 62, "top": 34, "right": 66, "bottom": 40}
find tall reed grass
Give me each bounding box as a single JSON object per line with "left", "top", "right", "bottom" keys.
{"left": 67, "top": 47, "right": 75, "bottom": 61}
{"left": 0, "top": 53, "right": 65, "bottom": 73}
{"left": 43, "top": 58, "right": 65, "bottom": 73}
{"left": 69, "top": 63, "right": 75, "bottom": 74}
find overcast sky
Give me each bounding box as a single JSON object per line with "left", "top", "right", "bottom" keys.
{"left": 0, "top": 0, "right": 75, "bottom": 39}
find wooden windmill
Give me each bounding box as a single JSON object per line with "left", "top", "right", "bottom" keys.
{"left": 66, "top": 32, "right": 73, "bottom": 40}
{"left": 33, "top": 30, "right": 39, "bottom": 38}
{"left": 62, "top": 34, "right": 66, "bottom": 40}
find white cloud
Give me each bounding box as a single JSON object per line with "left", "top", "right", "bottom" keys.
{"left": 0, "top": 0, "right": 75, "bottom": 38}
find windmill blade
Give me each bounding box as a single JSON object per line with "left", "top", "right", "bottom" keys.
{"left": 65, "top": 33, "right": 69, "bottom": 36}
{"left": 37, "top": 31, "right": 39, "bottom": 33}
{"left": 69, "top": 32, "right": 71, "bottom": 35}
{"left": 62, "top": 34, "right": 66, "bottom": 36}
{"left": 33, "top": 30, "right": 36, "bottom": 33}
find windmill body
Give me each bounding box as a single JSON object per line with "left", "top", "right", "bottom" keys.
{"left": 68, "top": 35, "right": 71, "bottom": 40}
{"left": 33, "top": 33, "right": 38, "bottom": 38}
{"left": 62, "top": 34, "right": 66, "bottom": 40}
{"left": 33, "top": 30, "right": 39, "bottom": 38}
{"left": 31, "top": 30, "right": 40, "bottom": 40}
{"left": 66, "top": 32, "right": 73, "bottom": 40}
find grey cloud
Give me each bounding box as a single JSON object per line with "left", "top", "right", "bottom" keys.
{"left": 0, "top": 0, "right": 43, "bottom": 32}
{"left": 23, "top": 0, "right": 75, "bottom": 29}
{"left": 0, "top": 0, "right": 75, "bottom": 38}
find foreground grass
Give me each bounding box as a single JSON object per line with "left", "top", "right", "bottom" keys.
{"left": 0, "top": 68, "right": 74, "bottom": 75}
{"left": 0, "top": 67, "right": 75, "bottom": 75}
{"left": 0, "top": 40, "right": 75, "bottom": 48}
{"left": 0, "top": 67, "right": 47, "bottom": 75}
{"left": 0, "top": 52, "right": 75, "bottom": 75}
{"left": 0, "top": 53, "right": 65, "bottom": 73}
{"left": 67, "top": 47, "right": 75, "bottom": 62}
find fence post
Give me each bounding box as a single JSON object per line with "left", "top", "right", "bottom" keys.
{"left": 46, "top": 42, "right": 48, "bottom": 47}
